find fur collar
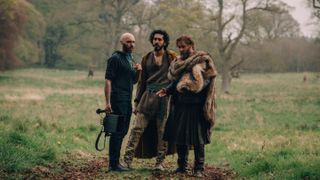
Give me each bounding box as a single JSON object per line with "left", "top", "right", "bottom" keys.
{"left": 168, "top": 51, "right": 218, "bottom": 128}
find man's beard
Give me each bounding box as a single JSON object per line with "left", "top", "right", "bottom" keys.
{"left": 153, "top": 44, "right": 164, "bottom": 52}
{"left": 123, "top": 44, "right": 133, "bottom": 53}
{"left": 180, "top": 51, "right": 190, "bottom": 60}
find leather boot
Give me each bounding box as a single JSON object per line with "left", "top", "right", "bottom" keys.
{"left": 175, "top": 145, "right": 188, "bottom": 173}
{"left": 193, "top": 144, "right": 205, "bottom": 177}
{"left": 108, "top": 162, "right": 129, "bottom": 172}
{"left": 108, "top": 133, "right": 128, "bottom": 172}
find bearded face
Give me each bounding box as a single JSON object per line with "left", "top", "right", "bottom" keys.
{"left": 152, "top": 34, "right": 165, "bottom": 52}
{"left": 180, "top": 50, "right": 190, "bottom": 60}
{"left": 121, "top": 34, "right": 135, "bottom": 53}
{"left": 122, "top": 42, "right": 134, "bottom": 53}
{"left": 177, "top": 41, "right": 192, "bottom": 60}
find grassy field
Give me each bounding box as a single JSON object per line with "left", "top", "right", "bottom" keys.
{"left": 0, "top": 68, "right": 319, "bottom": 179}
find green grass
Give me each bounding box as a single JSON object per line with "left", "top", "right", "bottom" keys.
{"left": 0, "top": 69, "right": 319, "bottom": 179}
{"left": 0, "top": 130, "right": 56, "bottom": 173}
{"left": 207, "top": 73, "right": 320, "bottom": 179}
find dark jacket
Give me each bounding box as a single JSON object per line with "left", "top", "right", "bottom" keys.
{"left": 105, "top": 51, "right": 140, "bottom": 102}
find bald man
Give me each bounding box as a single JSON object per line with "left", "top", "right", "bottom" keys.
{"left": 104, "top": 32, "right": 142, "bottom": 172}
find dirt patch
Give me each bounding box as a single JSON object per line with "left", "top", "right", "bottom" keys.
{"left": 152, "top": 165, "right": 237, "bottom": 180}
{"left": 25, "top": 158, "right": 105, "bottom": 180}
{"left": 23, "top": 155, "right": 237, "bottom": 180}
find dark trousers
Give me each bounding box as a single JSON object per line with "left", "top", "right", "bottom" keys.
{"left": 108, "top": 101, "right": 132, "bottom": 167}
{"left": 176, "top": 144, "right": 205, "bottom": 171}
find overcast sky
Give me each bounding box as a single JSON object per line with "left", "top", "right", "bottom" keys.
{"left": 281, "top": 0, "right": 316, "bottom": 37}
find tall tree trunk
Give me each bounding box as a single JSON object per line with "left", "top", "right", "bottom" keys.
{"left": 219, "top": 55, "right": 232, "bottom": 93}
{"left": 221, "top": 58, "right": 232, "bottom": 93}
{"left": 216, "top": 0, "right": 251, "bottom": 94}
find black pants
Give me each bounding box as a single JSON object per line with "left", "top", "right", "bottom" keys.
{"left": 176, "top": 144, "right": 205, "bottom": 171}
{"left": 108, "top": 101, "right": 132, "bottom": 167}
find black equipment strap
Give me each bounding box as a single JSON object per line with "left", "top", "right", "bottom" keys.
{"left": 95, "top": 126, "right": 107, "bottom": 151}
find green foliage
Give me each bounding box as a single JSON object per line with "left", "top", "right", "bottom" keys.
{"left": 57, "top": 48, "right": 91, "bottom": 69}
{"left": 0, "top": 0, "right": 27, "bottom": 70}
{"left": 15, "top": 36, "right": 40, "bottom": 64}
{"left": 43, "top": 23, "right": 67, "bottom": 68}
{"left": 0, "top": 130, "right": 56, "bottom": 173}
{"left": 7, "top": 0, "right": 317, "bottom": 72}
{"left": 0, "top": 0, "right": 19, "bottom": 20}
{"left": 0, "top": 0, "right": 45, "bottom": 69}
{"left": 28, "top": 0, "right": 63, "bottom": 18}
{"left": 22, "top": 1, "right": 45, "bottom": 41}
{"left": 1, "top": 0, "right": 318, "bottom": 72}
{"left": 153, "top": 0, "right": 215, "bottom": 51}
{"left": 15, "top": 1, "right": 45, "bottom": 66}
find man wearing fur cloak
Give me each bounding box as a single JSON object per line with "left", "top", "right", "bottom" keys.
{"left": 122, "top": 30, "right": 176, "bottom": 171}
{"left": 157, "top": 35, "right": 217, "bottom": 177}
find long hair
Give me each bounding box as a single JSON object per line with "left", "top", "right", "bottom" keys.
{"left": 149, "top": 29, "right": 170, "bottom": 50}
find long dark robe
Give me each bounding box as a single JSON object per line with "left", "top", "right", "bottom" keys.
{"left": 163, "top": 86, "right": 211, "bottom": 145}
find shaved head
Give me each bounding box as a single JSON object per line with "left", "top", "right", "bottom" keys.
{"left": 120, "top": 32, "right": 135, "bottom": 53}
{"left": 120, "top": 32, "right": 135, "bottom": 43}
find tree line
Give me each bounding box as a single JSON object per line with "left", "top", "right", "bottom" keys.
{"left": 1, "top": 0, "right": 319, "bottom": 93}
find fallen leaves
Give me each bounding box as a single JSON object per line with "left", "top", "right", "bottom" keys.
{"left": 22, "top": 153, "right": 237, "bottom": 180}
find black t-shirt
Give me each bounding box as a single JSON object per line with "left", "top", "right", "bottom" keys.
{"left": 105, "top": 51, "right": 137, "bottom": 102}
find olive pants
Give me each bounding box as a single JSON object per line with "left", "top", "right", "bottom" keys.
{"left": 123, "top": 113, "right": 168, "bottom": 165}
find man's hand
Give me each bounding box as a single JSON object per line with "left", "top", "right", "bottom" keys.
{"left": 133, "top": 63, "right": 142, "bottom": 71}
{"left": 105, "top": 103, "right": 112, "bottom": 113}
{"left": 133, "top": 102, "right": 139, "bottom": 115}
{"left": 156, "top": 88, "right": 167, "bottom": 97}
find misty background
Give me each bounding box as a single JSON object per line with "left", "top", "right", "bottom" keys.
{"left": 1, "top": 0, "right": 320, "bottom": 93}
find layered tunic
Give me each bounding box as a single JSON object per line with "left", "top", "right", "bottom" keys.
{"left": 133, "top": 50, "right": 177, "bottom": 158}
{"left": 135, "top": 51, "right": 175, "bottom": 118}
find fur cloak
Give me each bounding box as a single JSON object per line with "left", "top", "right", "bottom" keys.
{"left": 168, "top": 51, "right": 217, "bottom": 127}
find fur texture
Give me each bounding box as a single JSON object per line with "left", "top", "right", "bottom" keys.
{"left": 176, "top": 62, "right": 206, "bottom": 93}
{"left": 168, "top": 51, "right": 218, "bottom": 127}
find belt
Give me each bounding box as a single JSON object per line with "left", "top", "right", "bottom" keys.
{"left": 146, "top": 83, "right": 168, "bottom": 93}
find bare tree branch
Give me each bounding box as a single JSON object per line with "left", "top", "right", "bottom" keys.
{"left": 221, "top": 15, "right": 235, "bottom": 30}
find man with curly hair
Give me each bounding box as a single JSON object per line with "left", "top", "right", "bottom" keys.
{"left": 123, "top": 30, "right": 177, "bottom": 171}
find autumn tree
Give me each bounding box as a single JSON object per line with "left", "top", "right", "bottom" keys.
{"left": 30, "top": 0, "right": 101, "bottom": 68}
{"left": 15, "top": 1, "right": 45, "bottom": 66}
{"left": 0, "top": 0, "right": 27, "bottom": 70}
